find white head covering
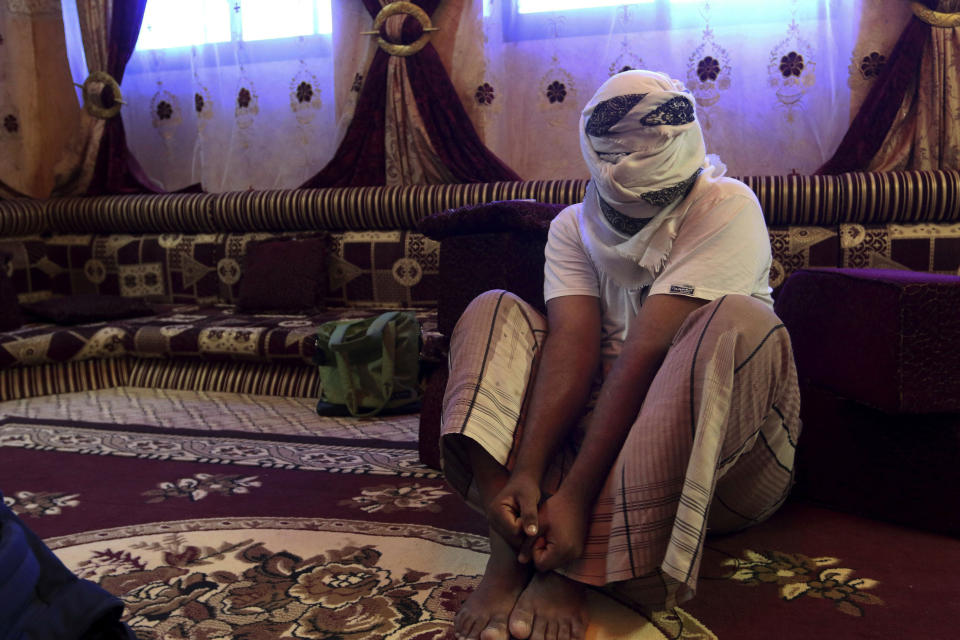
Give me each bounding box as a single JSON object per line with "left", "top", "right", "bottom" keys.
{"left": 577, "top": 70, "right": 724, "bottom": 289}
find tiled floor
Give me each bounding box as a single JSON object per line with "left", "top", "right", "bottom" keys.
{"left": 0, "top": 387, "right": 420, "bottom": 442}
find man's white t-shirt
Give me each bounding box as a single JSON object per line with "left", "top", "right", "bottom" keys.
{"left": 544, "top": 176, "right": 773, "bottom": 363}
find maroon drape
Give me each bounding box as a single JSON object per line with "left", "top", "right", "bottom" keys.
{"left": 85, "top": 0, "right": 162, "bottom": 195}
{"left": 816, "top": 0, "right": 938, "bottom": 174}
{"left": 301, "top": 0, "right": 519, "bottom": 187}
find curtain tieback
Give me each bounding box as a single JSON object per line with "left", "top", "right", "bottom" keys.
{"left": 911, "top": 2, "right": 960, "bottom": 27}
{"left": 361, "top": 1, "right": 439, "bottom": 57}
{"left": 73, "top": 71, "right": 125, "bottom": 120}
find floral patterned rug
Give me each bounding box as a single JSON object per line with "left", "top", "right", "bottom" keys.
{"left": 686, "top": 499, "right": 960, "bottom": 639}
{"left": 1, "top": 414, "right": 716, "bottom": 639}
{"left": 3, "top": 411, "right": 958, "bottom": 639}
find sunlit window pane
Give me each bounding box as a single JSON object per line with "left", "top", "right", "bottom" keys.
{"left": 518, "top": 0, "right": 652, "bottom": 13}
{"left": 137, "top": 0, "right": 230, "bottom": 50}
{"left": 518, "top": 0, "right": 702, "bottom": 13}
{"left": 317, "top": 0, "right": 332, "bottom": 34}
{"left": 136, "top": 0, "right": 332, "bottom": 50}
{"left": 243, "top": 0, "right": 315, "bottom": 41}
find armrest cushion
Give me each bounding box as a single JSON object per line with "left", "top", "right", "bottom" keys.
{"left": 774, "top": 267, "right": 960, "bottom": 414}
{"left": 420, "top": 200, "right": 563, "bottom": 336}
{"left": 417, "top": 200, "right": 564, "bottom": 240}
{"left": 437, "top": 232, "right": 550, "bottom": 337}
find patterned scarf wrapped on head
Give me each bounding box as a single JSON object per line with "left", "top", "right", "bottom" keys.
{"left": 578, "top": 70, "right": 724, "bottom": 290}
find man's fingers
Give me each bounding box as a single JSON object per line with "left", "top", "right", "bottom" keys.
{"left": 533, "top": 540, "right": 570, "bottom": 572}
{"left": 532, "top": 545, "right": 552, "bottom": 571}
{"left": 485, "top": 482, "right": 543, "bottom": 551}
{"left": 489, "top": 500, "right": 528, "bottom": 549}
{"left": 518, "top": 492, "right": 540, "bottom": 537}
{"left": 516, "top": 535, "right": 536, "bottom": 564}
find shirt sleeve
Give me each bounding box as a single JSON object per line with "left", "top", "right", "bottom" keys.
{"left": 543, "top": 206, "right": 601, "bottom": 302}
{"left": 648, "top": 191, "right": 772, "bottom": 302}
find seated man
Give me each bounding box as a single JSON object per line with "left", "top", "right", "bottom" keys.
{"left": 440, "top": 70, "right": 801, "bottom": 640}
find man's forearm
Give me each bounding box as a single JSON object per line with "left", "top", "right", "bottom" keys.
{"left": 510, "top": 299, "right": 601, "bottom": 484}
{"left": 559, "top": 344, "right": 665, "bottom": 506}
{"left": 560, "top": 294, "right": 707, "bottom": 507}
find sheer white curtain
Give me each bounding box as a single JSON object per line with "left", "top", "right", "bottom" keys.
{"left": 96, "top": 0, "right": 370, "bottom": 192}
{"left": 60, "top": 0, "right": 919, "bottom": 188}
{"left": 443, "top": 0, "right": 914, "bottom": 178}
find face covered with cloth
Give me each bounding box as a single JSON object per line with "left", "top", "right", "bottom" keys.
{"left": 577, "top": 69, "right": 725, "bottom": 289}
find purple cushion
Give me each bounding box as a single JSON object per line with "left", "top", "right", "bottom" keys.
{"left": 436, "top": 232, "right": 549, "bottom": 337}
{"left": 20, "top": 294, "right": 153, "bottom": 325}
{"left": 775, "top": 268, "right": 960, "bottom": 414}
{"left": 237, "top": 236, "right": 327, "bottom": 313}
{"left": 417, "top": 200, "right": 565, "bottom": 240}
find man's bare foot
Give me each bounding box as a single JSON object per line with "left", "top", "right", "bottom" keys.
{"left": 455, "top": 531, "right": 532, "bottom": 640}
{"left": 508, "top": 571, "right": 588, "bottom": 640}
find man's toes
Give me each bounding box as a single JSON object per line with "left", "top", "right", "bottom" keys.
{"left": 529, "top": 616, "right": 548, "bottom": 640}
{"left": 460, "top": 612, "right": 486, "bottom": 640}
{"left": 478, "top": 615, "right": 510, "bottom": 640}
{"left": 453, "top": 612, "right": 472, "bottom": 640}
{"left": 569, "top": 616, "right": 586, "bottom": 640}
{"left": 546, "top": 620, "right": 561, "bottom": 640}
{"left": 508, "top": 604, "right": 535, "bottom": 639}
{"left": 559, "top": 615, "right": 584, "bottom": 640}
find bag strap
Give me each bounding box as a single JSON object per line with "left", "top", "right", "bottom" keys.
{"left": 328, "top": 317, "right": 369, "bottom": 349}
{"left": 328, "top": 311, "right": 400, "bottom": 352}
{"left": 329, "top": 312, "right": 398, "bottom": 417}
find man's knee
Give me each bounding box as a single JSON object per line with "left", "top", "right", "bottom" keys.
{"left": 456, "top": 290, "right": 537, "bottom": 332}
{"left": 669, "top": 295, "right": 793, "bottom": 368}
{"left": 678, "top": 295, "right": 780, "bottom": 339}
{"left": 708, "top": 294, "right": 777, "bottom": 325}
{"left": 464, "top": 289, "right": 526, "bottom": 311}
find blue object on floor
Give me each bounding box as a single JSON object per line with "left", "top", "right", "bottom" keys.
{"left": 0, "top": 491, "right": 134, "bottom": 640}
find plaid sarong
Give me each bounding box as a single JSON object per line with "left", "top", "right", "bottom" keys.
{"left": 440, "top": 290, "right": 801, "bottom": 610}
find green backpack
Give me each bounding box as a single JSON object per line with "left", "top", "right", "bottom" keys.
{"left": 313, "top": 311, "right": 421, "bottom": 417}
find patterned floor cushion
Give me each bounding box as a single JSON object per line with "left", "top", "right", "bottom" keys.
{"left": 0, "top": 305, "right": 439, "bottom": 370}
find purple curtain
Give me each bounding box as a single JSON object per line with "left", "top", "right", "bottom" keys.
{"left": 302, "top": 0, "right": 519, "bottom": 187}
{"left": 302, "top": 39, "right": 390, "bottom": 187}
{"left": 85, "top": 0, "right": 162, "bottom": 195}
{"left": 817, "top": 0, "right": 938, "bottom": 174}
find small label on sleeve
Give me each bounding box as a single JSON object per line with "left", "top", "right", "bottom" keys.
{"left": 669, "top": 284, "right": 696, "bottom": 295}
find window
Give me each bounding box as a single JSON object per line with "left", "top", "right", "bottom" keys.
{"left": 136, "top": 0, "right": 333, "bottom": 51}
{"left": 517, "top": 0, "right": 699, "bottom": 14}
{"left": 504, "top": 0, "right": 802, "bottom": 41}
{"left": 129, "top": 0, "right": 333, "bottom": 72}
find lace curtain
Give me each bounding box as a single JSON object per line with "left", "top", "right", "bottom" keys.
{"left": 26, "top": 0, "right": 927, "bottom": 193}
{"left": 441, "top": 0, "right": 915, "bottom": 179}
{"left": 100, "top": 2, "right": 371, "bottom": 193}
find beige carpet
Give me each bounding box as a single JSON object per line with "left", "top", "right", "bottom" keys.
{"left": 0, "top": 387, "right": 419, "bottom": 441}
